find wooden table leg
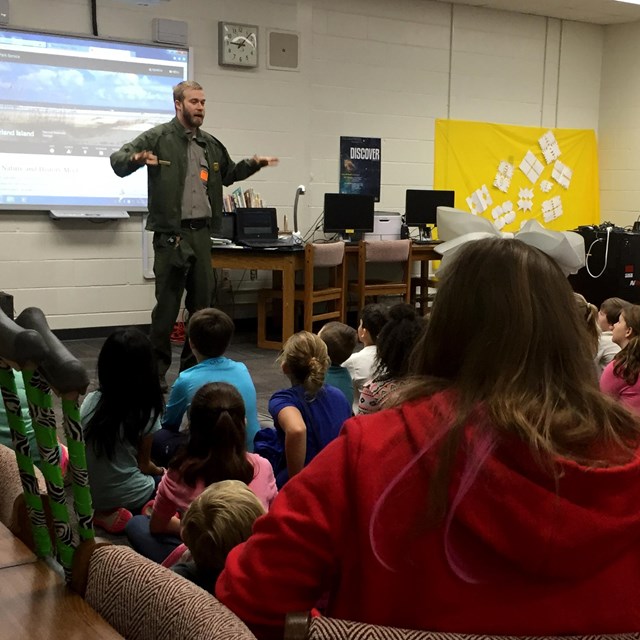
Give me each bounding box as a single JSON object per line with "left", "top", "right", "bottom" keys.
{"left": 281, "top": 257, "right": 295, "bottom": 345}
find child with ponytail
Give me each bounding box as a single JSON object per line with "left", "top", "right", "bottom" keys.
{"left": 125, "top": 381, "right": 276, "bottom": 563}
{"left": 268, "top": 331, "right": 351, "bottom": 487}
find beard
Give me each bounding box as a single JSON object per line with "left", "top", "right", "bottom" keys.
{"left": 183, "top": 110, "right": 204, "bottom": 130}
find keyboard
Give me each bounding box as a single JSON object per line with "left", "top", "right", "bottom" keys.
{"left": 211, "top": 237, "right": 233, "bottom": 246}
{"left": 239, "top": 239, "right": 292, "bottom": 249}
{"left": 238, "top": 239, "right": 305, "bottom": 250}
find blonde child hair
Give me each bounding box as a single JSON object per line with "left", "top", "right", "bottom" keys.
{"left": 181, "top": 480, "right": 265, "bottom": 576}
{"left": 277, "top": 331, "right": 330, "bottom": 397}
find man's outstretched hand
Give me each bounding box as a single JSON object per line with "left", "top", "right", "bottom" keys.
{"left": 253, "top": 155, "right": 279, "bottom": 168}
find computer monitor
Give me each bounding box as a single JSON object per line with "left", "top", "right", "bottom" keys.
{"left": 323, "top": 193, "right": 375, "bottom": 242}
{"left": 405, "top": 189, "right": 455, "bottom": 241}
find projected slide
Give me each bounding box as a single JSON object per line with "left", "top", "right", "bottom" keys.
{"left": 0, "top": 29, "right": 189, "bottom": 210}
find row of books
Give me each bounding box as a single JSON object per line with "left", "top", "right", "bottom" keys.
{"left": 223, "top": 187, "right": 264, "bottom": 212}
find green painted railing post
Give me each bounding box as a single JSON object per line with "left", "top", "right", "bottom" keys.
{"left": 61, "top": 397, "right": 94, "bottom": 543}
{"left": 23, "top": 369, "right": 74, "bottom": 582}
{"left": 0, "top": 363, "right": 52, "bottom": 558}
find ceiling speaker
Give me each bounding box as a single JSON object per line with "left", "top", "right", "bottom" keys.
{"left": 267, "top": 30, "right": 299, "bottom": 71}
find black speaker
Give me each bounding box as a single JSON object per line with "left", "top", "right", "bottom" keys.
{"left": 569, "top": 227, "right": 640, "bottom": 307}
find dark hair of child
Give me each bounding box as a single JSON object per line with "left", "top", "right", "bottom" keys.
{"left": 372, "top": 303, "right": 426, "bottom": 382}
{"left": 169, "top": 382, "right": 254, "bottom": 488}
{"left": 319, "top": 322, "right": 357, "bottom": 365}
{"left": 188, "top": 308, "right": 235, "bottom": 359}
{"left": 360, "top": 303, "right": 389, "bottom": 343}
{"left": 85, "top": 328, "right": 164, "bottom": 460}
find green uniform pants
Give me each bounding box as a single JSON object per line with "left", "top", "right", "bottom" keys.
{"left": 149, "top": 226, "right": 214, "bottom": 377}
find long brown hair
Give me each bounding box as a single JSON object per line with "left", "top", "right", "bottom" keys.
{"left": 613, "top": 305, "right": 640, "bottom": 386}
{"left": 574, "top": 293, "right": 599, "bottom": 358}
{"left": 393, "top": 238, "right": 640, "bottom": 522}
{"left": 169, "top": 382, "right": 254, "bottom": 487}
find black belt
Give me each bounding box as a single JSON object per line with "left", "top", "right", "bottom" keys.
{"left": 180, "top": 218, "right": 209, "bottom": 230}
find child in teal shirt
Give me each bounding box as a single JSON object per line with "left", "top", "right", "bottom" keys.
{"left": 318, "top": 321, "right": 357, "bottom": 411}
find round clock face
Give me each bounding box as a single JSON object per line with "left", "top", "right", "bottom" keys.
{"left": 219, "top": 22, "right": 258, "bottom": 67}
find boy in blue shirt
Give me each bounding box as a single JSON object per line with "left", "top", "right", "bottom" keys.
{"left": 152, "top": 308, "right": 260, "bottom": 465}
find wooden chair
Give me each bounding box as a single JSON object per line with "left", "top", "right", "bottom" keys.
{"left": 284, "top": 611, "right": 640, "bottom": 640}
{"left": 78, "top": 544, "right": 257, "bottom": 640}
{"left": 257, "top": 241, "right": 346, "bottom": 349}
{"left": 348, "top": 239, "right": 412, "bottom": 314}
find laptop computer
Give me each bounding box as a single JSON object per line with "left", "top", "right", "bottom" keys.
{"left": 235, "top": 208, "right": 301, "bottom": 249}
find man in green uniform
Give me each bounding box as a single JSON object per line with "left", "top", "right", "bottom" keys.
{"left": 110, "top": 80, "right": 278, "bottom": 390}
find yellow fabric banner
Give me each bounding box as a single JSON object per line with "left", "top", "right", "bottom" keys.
{"left": 434, "top": 119, "right": 599, "bottom": 232}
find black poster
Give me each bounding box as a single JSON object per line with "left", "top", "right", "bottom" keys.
{"left": 339, "top": 136, "right": 381, "bottom": 202}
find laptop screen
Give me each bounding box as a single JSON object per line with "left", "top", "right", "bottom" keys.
{"left": 235, "top": 208, "right": 278, "bottom": 241}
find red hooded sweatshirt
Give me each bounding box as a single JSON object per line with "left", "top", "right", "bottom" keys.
{"left": 216, "top": 392, "right": 640, "bottom": 639}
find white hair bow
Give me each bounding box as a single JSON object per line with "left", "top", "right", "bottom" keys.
{"left": 434, "top": 207, "right": 585, "bottom": 276}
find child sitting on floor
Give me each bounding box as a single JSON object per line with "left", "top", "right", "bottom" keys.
{"left": 126, "top": 381, "right": 276, "bottom": 563}
{"left": 81, "top": 328, "right": 165, "bottom": 533}
{"left": 342, "top": 303, "right": 389, "bottom": 414}
{"left": 358, "top": 303, "right": 426, "bottom": 415}
{"left": 152, "top": 308, "right": 261, "bottom": 466}
{"left": 318, "top": 321, "right": 358, "bottom": 409}
{"left": 596, "top": 297, "right": 629, "bottom": 377}
{"left": 600, "top": 304, "right": 640, "bottom": 412}
{"left": 268, "top": 331, "right": 351, "bottom": 487}
{"left": 168, "top": 480, "right": 266, "bottom": 593}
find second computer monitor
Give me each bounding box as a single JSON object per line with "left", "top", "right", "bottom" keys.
{"left": 405, "top": 189, "right": 455, "bottom": 241}
{"left": 323, "top": 193, "right": 375, "bottom": 242}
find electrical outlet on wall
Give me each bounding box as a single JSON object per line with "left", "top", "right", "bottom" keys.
{"left": 221, "top": 269, "right": 232, "bottom": 290}
{"left": 250, "top": 269, "right": 257, "bottom": 281}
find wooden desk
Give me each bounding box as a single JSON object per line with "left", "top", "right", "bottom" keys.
{"left": 0, "top": 560, "right": 122, "bottom": 638}
{"left": 212, "top": 247, "right": 305, "bottom": 349}
{"left": 211, "top": 242, "right": 440, "bottom": 348}
{"left": 0, "top": 521, "right": 37, "bottom": 569}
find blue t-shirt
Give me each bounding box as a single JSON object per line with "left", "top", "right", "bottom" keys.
{"left": 161, "top": 357, "right": 260, "bottom": 452}
{"left": 268, "top": 384, "right": 351, "bottom": 486}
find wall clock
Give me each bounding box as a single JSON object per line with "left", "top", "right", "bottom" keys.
{"left": 218, "top": 21, "right": 258, "bottom": 68}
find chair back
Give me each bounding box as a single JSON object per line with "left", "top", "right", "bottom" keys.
{"left": 309, "top": 241, "right": 345, "bottom": 268}
{"left": 285, "top": 612, "right": 640, "bottom": 640}
{"left": 85, "top": 545, "right": 257, "bottom": 640}
{"left": 350, "top": 239, "right": 413, "bottom": 312}
{"left": 363, "top": 239, "right": 411, "bottom": 263}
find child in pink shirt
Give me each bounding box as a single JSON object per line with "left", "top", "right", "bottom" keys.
{"left": 600, "top": 305, "right": 640, "bottom": 413}
{"left": 125, "top": 382, "right": 277, "bottom": 563}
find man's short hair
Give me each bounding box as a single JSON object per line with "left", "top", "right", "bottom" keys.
{"left": 188, "top": 308, "right": 234, "bottom": 358}
{"left": 599, "top": 297, "right": 630, "bottom": 326}
{"left": 173, "top": 80, "right": 203, "bottom": 103}
{"left": 319, "top": 322, "right": 357, "bottom": 365}
{"left": 361, "top": 303, "right": 389, "bottom": 343}
{"left": 181, "top": 480, "right": 265, "bottom": 575}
